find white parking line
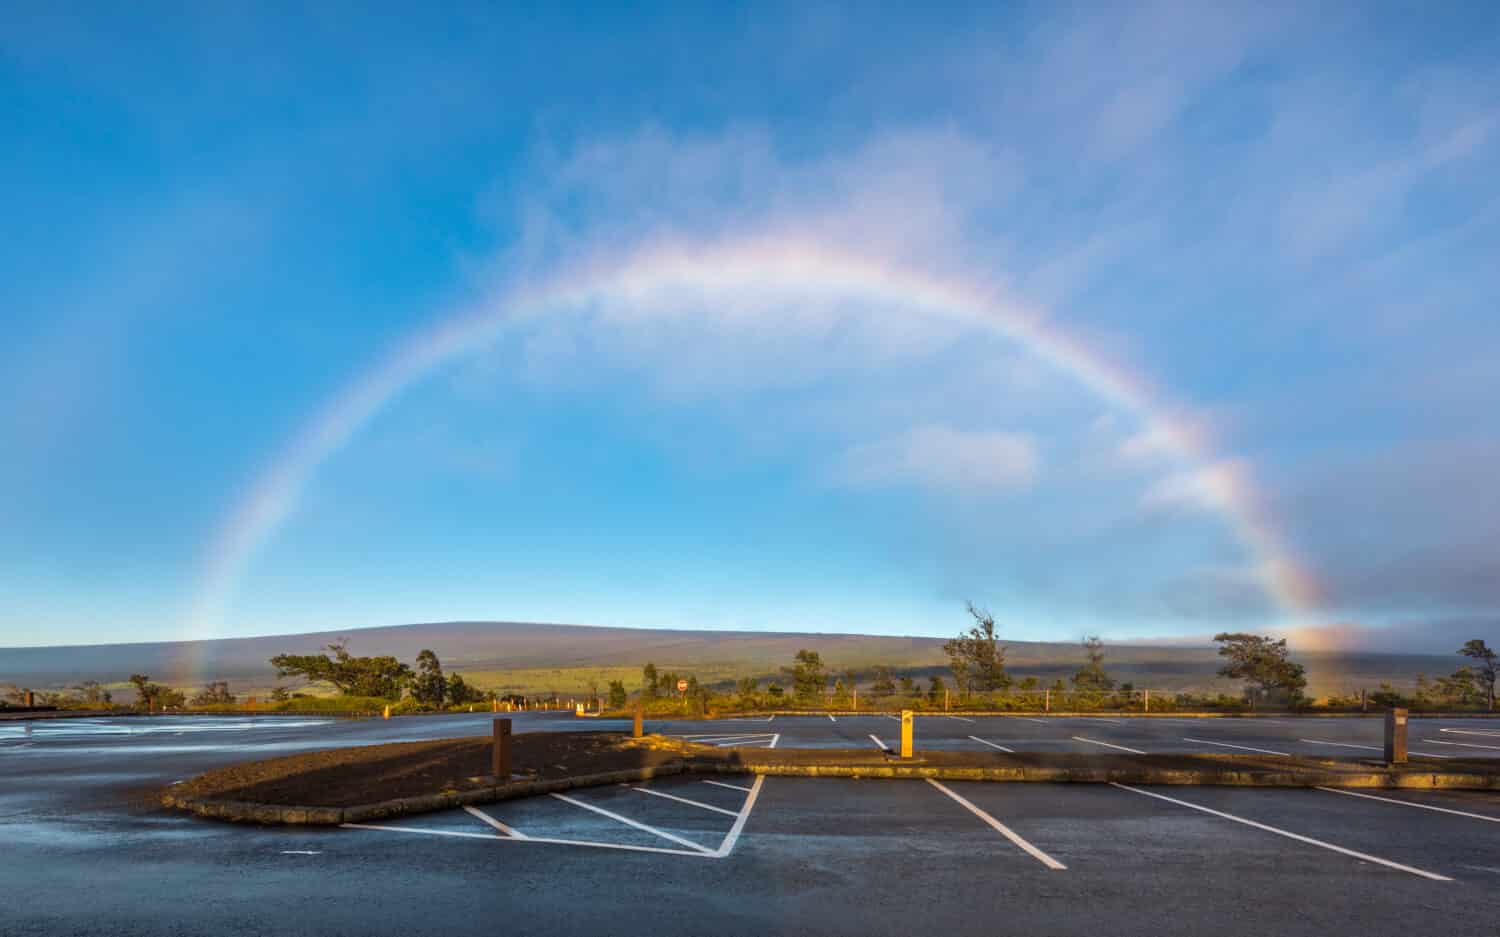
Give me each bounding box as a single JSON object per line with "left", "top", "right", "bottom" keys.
{"left": 711, "top": 774, "right": 765, "bottom": 859}
{"left": 280, "top": 850, "right": 322, "bottom": 855}
{"left": 463, "top": 805, "right": 529, "bottom": 838}
{"left": 828, "top": 714, "right": 837, "bottom": 723}
{"left": 1072, "top": 736, "right": 1146, "bottom": 754}
{"left": 343, "top": 823, "right": 710, "bottom": 857}
{"left": 1299, "top": 738, "right": 1453, "bottom": 759}
{"left": 868, "top": 734, "right": 890, "bottom": 752}
{"left": 884, "top": 714, "right": 900, "bottom": 721}
{"left": 968, "top": 736, "right": 1014, "bottom": 753}
{"left": 633, "top": 786, "right": 741, "bottom": 817}
{"left": 1183, "top": 737, "right": 1290, "bottom": 756}
{"left": 945, "top": 715, "right": 976, "bottom": 723}
{"left": 1315, "top": 787, "right": 1500, "bottom": 823}
{"left": 549, "top": 793, "right": 714, "bottom": 854}
{"left": 1425, "top": 738, "right": 1500, "bottom": 751}
{"left": 1110, "top": 784, "right": 1453, "bottom": 881}
{"left": 925, "top": 779, "right": 1066, "bottom": 870}
{"left": 1014, "top": 716, "right": 1048, "bottom": 724}
{"left": 702, "top": 779, "right": 754, "bottom": 793}
{"left": 712, "top": 736, "right": 777, "bottom": 747}
{"left": 1440, "top": 727, "right": 1500, "bottom": 738}
{"left": 768, "top": 733, "right": 780, "bottom": 749}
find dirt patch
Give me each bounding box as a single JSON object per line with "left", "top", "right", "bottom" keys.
{"left": 171, "top": 732, "right": 696, "bottom": 807}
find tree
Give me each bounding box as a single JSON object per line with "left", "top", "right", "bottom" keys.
{"left": 642, "top": 663, "right": 659, "bottom": 701}
{"left": 736, "top": 677, "right": 758, "bottom": 702}
{"left": 870, "top": 666, "right": 896, "bottom": 698}
{"left": 944, "top": 603, "right": 1010, "bottom": 696}
{"left": 607, "top": 680, "right": 628, "bottom": 709}
{"left": 898, "top": 675, "right": 916, "bottom": 695}
{"left": 1212, "top": 633, "right": 1306, "bottom": 706}
{"left": 411, "top": 650, "right": 446, "bottom": 708}
{"left": 270, "top": 686, "right": 290, "bottom": 703}
{"left": 1435, "top": 667, "right": 1482, "bottom": 707}
{"left": 446, "top": 673, "right": 483, "bottom": 706}
{"left": 927, "top": 675, "right": 946, "bottom": 704}
{"left": 269, "top": 640, "right": 412, "bottom": 700}
{"left": 1072, "top": 636, "right": 1115, "bottom": 692}
{"left": 788, "top": 649, "right": 828, "bottom": 705}
{"left": 1459, "top": 640, "right": 1498, "bottom": 711}
{"left": 190, "top": 682, "right": 235, "bottom": 706}
{"left": 73, "top": 680, "right": 111, "bottom": 706}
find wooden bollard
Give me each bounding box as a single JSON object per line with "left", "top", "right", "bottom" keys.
{"left": 900, "top": 709, "right": 914, "bottom": 759}
{"left": 493, "top": 718, "right": 512, "bottom": 780}
{"left": 382, "top": 704, "right": 390, "bottom": 719}
{"left": 633, "top": 704, "right": 644, "bottom": 738}
{"left": 24, "top": 690, "right": 34, "bottom": 708}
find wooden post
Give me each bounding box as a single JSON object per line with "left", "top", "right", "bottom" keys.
{"left": 24, "top": 690, "right": 34, "bottom": 708}
{"left": 1143, "top": 689, "right": 1150, "bottom": 713}
{"left": 493, "top": 718, "right": 512, "bottom": 779}
{"left": 944, "top": 688, "right": 949, "bottom": 712}
{"left": 900, "top": 709, "right": 914, "bottom": 759}
{"left": 633, "top": 703, "right": 644, "bottom": 738}
{"left": 852, "top": 688, "right": 857, "bottom": 712}
{"left": 382, "top": 704, "right": 390, "bottom": 719}
{"left": 1044, "top": 688, "right": 1051, "bottom": 712}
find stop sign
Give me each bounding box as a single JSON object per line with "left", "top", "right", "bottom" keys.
{"left": 677, "top": 679, "right": 688, "bottom": 693}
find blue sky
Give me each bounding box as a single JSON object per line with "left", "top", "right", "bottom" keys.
{"left": 2, "top": 2, "right": 1496, "bottom": 651}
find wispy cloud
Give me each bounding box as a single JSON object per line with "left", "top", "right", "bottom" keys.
{"left": 831, "top": 424, "right": 1039, "bottom": 493}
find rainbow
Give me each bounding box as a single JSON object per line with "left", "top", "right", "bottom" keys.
{"left": 187, "top": 234, "right": 1324, "bottom": 642}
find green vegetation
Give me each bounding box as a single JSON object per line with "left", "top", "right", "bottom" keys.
{"left": 1072, "top": 636, "right": 1114, "bottom": 692}
{"left": 269, "top": 640, "right": 411, "bottom": 699}
{"left": 1212, "top": 633, "right": 1307, "bottom": 707}
{"left": 943, "top": 604, "right": 1010, "bottom": 696}
{"left": 789, "top": 649, "right": 828, "bottom": 704}
{"left": 1459, "top": 639, "right": 1497, "bottom": 710}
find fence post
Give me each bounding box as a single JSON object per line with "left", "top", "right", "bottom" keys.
{"left": 493, "top": 718, "right": 512, "bottom": 779}
{"left": 900, "top": 710, "right": 914, "bottom": 759}
{"left": 382, "top": 704, "right": 390, "bottom": 719}
{"left": 1144, "top": 689, "right": 1150, "bottom": 713}
{"left": 1044, "top": 688, "right": 1050, "bottom": 713}
{"left": 24, "top": 689, "right": 34, "bottom": 708}
{"left": 944, "top": 688, "right": 950, "bottom": 712}
{"left": 633, "top": 703, "right": 644, "bottom": 739}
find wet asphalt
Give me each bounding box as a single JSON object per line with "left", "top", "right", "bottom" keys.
{"left": 4, "top": 712, "right": 1499, "bottom": 936}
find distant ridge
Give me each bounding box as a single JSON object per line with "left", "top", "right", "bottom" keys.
{"left": 0, "top": 620, "right": 1457, "bottom": 696}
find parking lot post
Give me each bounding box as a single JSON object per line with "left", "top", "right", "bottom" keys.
{"left": 633, "top": 703, "right": 644, "bottom": 738}
{"left": 24, "top": 689, "right": 34, "bottom": 708}
{"left": 900, "top": 709, "right": 914, "bottom": 758}
{"left": 1044, "top": 688, "right": 1050, "bottom": 712}
{"left": 382, "top": 704, "right": 390, "bottom": 719}
{"left": 493, "top": 718, "right": 512, "bottom": 779}
{"left": 1384, "top": 708, "right": 1408, "bottom": 764}
{"left": 1143, "top": 689, "right": 1150, "bottom": 713}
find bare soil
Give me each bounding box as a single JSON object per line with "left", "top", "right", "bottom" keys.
{"left": 170, "top": 732, "right": 695, "bottom": 807}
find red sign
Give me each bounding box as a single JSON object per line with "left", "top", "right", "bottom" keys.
{"left": 677, "top": 679, "right": 689, "bottom": 693}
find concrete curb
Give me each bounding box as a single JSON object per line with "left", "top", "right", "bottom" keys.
{"left": 687, "top": 760, "right": 1500, "bottom": 790}
{"left": 162, "top": 752, "right": 1500, "bottom": 826}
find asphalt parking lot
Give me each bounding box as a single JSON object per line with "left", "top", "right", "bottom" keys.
{"left": 4, "top": 712, "right": 1499, "bottom": 936}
